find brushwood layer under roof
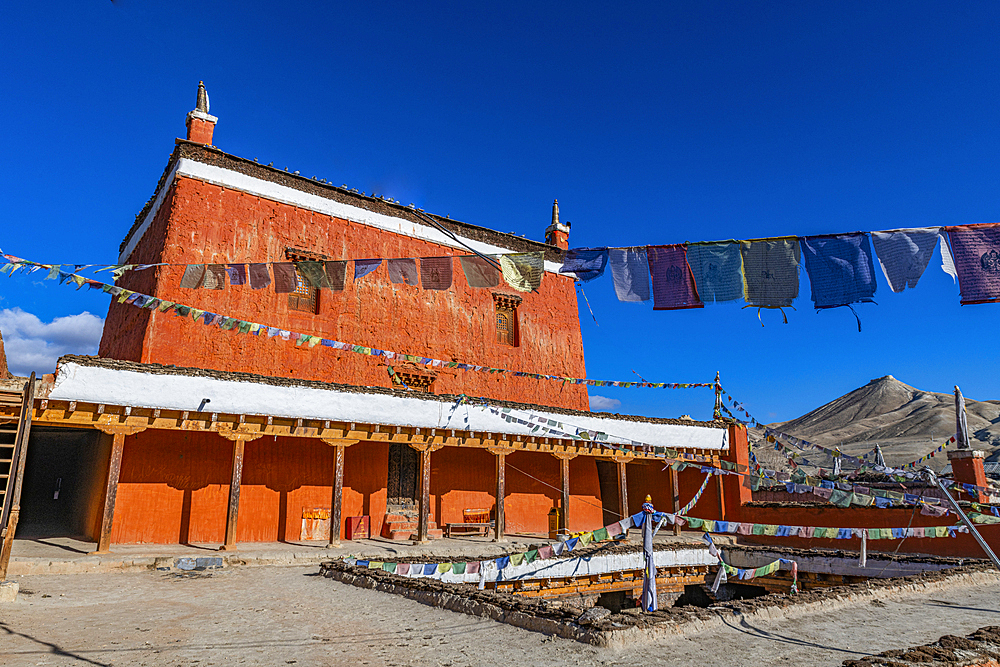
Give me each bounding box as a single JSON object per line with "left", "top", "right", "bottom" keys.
{"left": 120, "top": 141, "right": 565, "bottom": 265}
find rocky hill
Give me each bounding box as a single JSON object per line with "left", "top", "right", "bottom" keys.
{"left": 756, "top": 376, "right": 1000, "bottom": 471}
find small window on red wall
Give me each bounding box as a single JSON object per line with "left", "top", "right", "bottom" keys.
{"left": 492, "top": 293, "right": 522, "bottom": 347}
{"left": 286, "top": 247, "right": 326, "bottom": 314}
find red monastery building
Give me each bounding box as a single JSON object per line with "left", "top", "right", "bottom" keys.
{"left": 4, "top": 85, "right": 739, "bottom": 551}
{"left": 100, "top": 83, "right": 586, "bottom": 412}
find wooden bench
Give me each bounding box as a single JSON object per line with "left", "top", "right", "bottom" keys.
{"left": 445, "top": 509, "right": 494, "bottom": 538}
{"left": 445, "top": 521, "right": 495, "bottom": 538}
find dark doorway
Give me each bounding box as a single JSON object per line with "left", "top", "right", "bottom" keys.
{"left": 17, "top": 427, "right": 110, "bottom": 539}
{"left": 387, "top": 443, "right": 417, "bottom": 506}
{"left": 595, "top": 460, "right": 620, "bottom": 527}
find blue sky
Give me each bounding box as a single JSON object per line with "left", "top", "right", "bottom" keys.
{"left": 1, "top": 2, "right": 998, "bottom": 422}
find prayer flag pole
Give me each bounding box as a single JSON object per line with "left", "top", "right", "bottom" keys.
{"left": 641, "top": 495, "right": 657, "bottom": 611}
{"left": 713, "top": 371, "right": 722, "bottom": 420}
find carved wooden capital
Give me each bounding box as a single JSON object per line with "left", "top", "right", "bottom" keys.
{"left": 611, "top": 454, "right": 634, "bottom": 464}
{"left": 321, "top": 438, "right": 360, "bottom": 447}
{"left": 486, "top": 445, "right": 517, "bottom": 456}
{"left": 216, "top": 426, "right": 264, "bottom": 442}
{"left": 408, "top": 442, "right": 444, "bottom": 453}
{"left": 95, "top": 423, "right": 147, "bottom": 436}
{"left": 551, "top": 451, "right": 578, "bottom": 461}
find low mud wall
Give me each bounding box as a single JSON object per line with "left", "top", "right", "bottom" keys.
{"left": 319, "top": 557, "right": 1000, "bottom": 648}
{"left": 844, "top": 626, "right": 1000, "bottom": 667}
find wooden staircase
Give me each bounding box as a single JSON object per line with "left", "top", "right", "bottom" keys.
{"left": 0, "top": 374, "right": 35, "bottom": 580}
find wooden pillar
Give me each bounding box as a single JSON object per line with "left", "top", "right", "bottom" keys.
{"left": 91, "top": 423, "right": 145, "bottom": 555}
{"left": 409, "top": 443, "right": 442, "bottom": 545}
{"left": 488, "top": 445, "right": 514, "bottom": 542}
{"left": 670, "top": 466, "right": 681, "bottom": 536}
{"left": 321, "top": 438, "right": 358, "bottom": 547}
{"left": 613, "top": 455, "right": 630, "bottom": 522}
{"left": 218, "top": 430, "right": 263, "bottom": 551}
{"left": 553, "top": 452, "right": 576, "bottom": 534}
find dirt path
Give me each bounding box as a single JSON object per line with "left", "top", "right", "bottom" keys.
{"left": 2, "top": 566, "right": 998, "bottom": 666}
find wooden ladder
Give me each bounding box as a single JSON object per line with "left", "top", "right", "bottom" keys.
{"left": 0, "top": 373, "right": 36, "bottom": 580}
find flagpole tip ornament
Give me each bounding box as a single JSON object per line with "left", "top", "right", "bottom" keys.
{"left": 196, "top": 81, "right": 210, "bottom": 114}
{"left": 186, "top": 81, "right": 217, "bottom": 144}
{"left": 545, "top": 199, "right": 570, "bottom": 249}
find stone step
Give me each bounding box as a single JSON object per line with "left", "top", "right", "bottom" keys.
{"left": 386, "top": 528, "right": 445, "bottom": 541}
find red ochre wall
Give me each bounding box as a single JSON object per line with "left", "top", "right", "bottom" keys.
{"left": 99, "top": 176, "right": 589, "bottom": 411}
{"left": 107, "top": 431, "right": 605, "bottom": 544}
{"left": 709, "top": 424, "right": 1000, "bottom": 560}
{"left": 731, "top": 504, "right": 1000, "bottom": 560}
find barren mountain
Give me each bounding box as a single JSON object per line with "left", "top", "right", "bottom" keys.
{"left": 759, "top": 376, "right": 1000, "bottom": 471}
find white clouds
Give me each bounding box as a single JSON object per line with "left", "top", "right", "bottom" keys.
{"left": 589, "top": 394, "right": 622, "bottom": 412}
{"left": 0, "top": 308, "right": 104, "bottom": 377}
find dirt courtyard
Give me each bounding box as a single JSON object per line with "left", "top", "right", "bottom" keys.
{"left": 2, "top": 566, "right": 999, "bottom": 667}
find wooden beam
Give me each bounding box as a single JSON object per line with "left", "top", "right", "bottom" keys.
{"left": 91, "top": 423, "right": 146, "bottom": 554}
{"left": 329, "top": 444, "right": 345, "bottom": 547}
{"left": 487, "top": 445, "right": 515, "bottom": 542}
{"left": 320, "top": 438, "right": 358, "bottom": 548}
{"left": 613, "top": 455, "right": 630, "bottom": 521}
{"left": 552, "top": 452, "right": 577, "bottom": 535}
{"left": 218, "top": 431, "right": 263, "bottom": 551}
{"left": 670, "top": 466, "right": 681, "bottom": 536}
{"left": 15, "top": 399, "right": 717, "bottom": 463}
{"left": 408, "top": 442, "right": 443, "bottom": 544}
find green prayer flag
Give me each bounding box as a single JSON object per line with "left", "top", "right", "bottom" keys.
{"left": 383, "top": 562, "right": 396, "bottom": 573}
{"left": 751, "top": 524, "right": 765, "bottom": 536}
{"left": 592, "top": 528, "right": 609, "bottom": 542}
{"left": 452, "top": 562, "right": 466, "bottom": 574}
{"left": 852, "top": 493, "right": 874, "bottom": 507}
{"left": 525, "top": 549, "right": 539, "bottom": 563}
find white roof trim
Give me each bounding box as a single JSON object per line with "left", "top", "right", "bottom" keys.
{"left": 120, "top": 158, "right": 563, "bottom": 274}
{"left": 49, "top": 361, "right": 728, "bottom": 451}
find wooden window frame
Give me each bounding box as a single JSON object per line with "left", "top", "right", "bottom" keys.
{"left": 285, "top": 247, "right": 330, "bottom": 315}
{"left": 492, "top": 293, "right": 522, "bottom": 347}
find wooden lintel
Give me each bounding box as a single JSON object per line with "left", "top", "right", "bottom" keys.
{"left": 24, "top": 400, "right": 704, "bottom": 462}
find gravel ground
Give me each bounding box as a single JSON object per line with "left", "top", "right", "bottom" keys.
{"left": 2, "top": 566, "right": 999, "bottom": 667}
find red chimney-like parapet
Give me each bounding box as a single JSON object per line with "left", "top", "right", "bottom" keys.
{"left": 545, "top": 199, "right": 570, "bottom": 249}
{"left": 948, "top": 449, "right": 989, "bottom": 502}
{"left": 185, "top": 81, "right": 217, "bottom": 145}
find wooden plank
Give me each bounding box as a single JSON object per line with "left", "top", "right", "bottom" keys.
{"left": 220, "top": 439, "right": 245, "bottom": 551}
{"left": 617, "top": 459, "right": 629, "bottom": 520}
{"left": 561, "top": 456, "right": 570, "bottom": 533}
{"left": 416, "top": 448, "right": 431, "bottom": 544}
{"left": 16, "top": 400, "right": 709, "bottom": 463}
{"left": 328, "top": 444, "right": 345, "bottom": 547}
{"left": 670, "top": 466, "right": 681, "bottom": 536}
{"left": 95, "top": 433, "right": 124, "bottom": 554}
{"left": 495, "top": 452, "right": 506, "bottom": 541}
